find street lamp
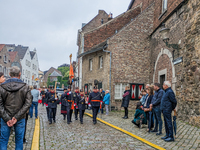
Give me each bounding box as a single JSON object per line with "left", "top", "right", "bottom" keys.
{"left": 159, "top": 24, "right": 180, "bottom": 52}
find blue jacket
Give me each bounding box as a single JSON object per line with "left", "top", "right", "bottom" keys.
{"left": 160, "top": 87, "right": 177, "bottom": 112}
{"left": 103, "top": 93, "right": 110, "bottom": 105}
{"left": 151, "top": 88, "right": 164, "bottom": 108}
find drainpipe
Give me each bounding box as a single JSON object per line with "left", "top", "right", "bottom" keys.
{"left": 103, "top": 44, "right": 112, "bottom": 111}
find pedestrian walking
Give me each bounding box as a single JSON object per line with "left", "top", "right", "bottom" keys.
{"left": 0, "top": 66, "right": 32, "bottom": 150}
{"left": 45, "top": 87, "right": 50, "bottom": 121}
{"left": 30, "top": 85, "right": 39, "bottom": 119}
{"left": 88, "top": 86, "right": 103, "bottom": 124}
{"left": 150, "top": 83, "right": 164, "bottom": 135}
{"left": 161, "top": 81, "right": 177, "bottom": 142}
{"left": 41, "top": 86, "right": 46, "bottom": 106}
{"left": 121, "top": 86, "right": 130, "bottom": 119}
{"left": 46, "top": 85, "right": 58, "bottom": 124}
{"left": 61, "top": 87, "right": 68, "bottom": 120}
{"left": 103, "top": 90, "right": 110, "bottom": 115}
{"left": 65, "top": 86, "right": 74, "bottom": 124}
{"left": 77, "top": 89, "right": 86, "bottom": 124}
{"left": 74, "top": 87, "right": 80, "bottom": 120}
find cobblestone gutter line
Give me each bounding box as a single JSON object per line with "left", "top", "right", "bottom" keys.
{"left": 85, "top": 113, "right": 166, "bottom": 150}
{"left": 31, "top": 118, "right": 40, "bottom": 150}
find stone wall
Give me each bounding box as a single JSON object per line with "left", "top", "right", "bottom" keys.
{"left": 150, "top": 0, "right": 200, "bottom": 126}
{"left": 106, "top": 3, "right": 155, "bottom": 110}
{"left": 82, "top": 50, "right": 110, "bottom": 91}
{"left": 130, "top": 0, "right": 154, "bottom": 11}
{"left": 84, "top": 7, "right": 141, "bottom": 52}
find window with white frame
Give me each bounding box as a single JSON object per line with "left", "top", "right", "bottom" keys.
{"left": 99, "top": 56, "right": 103, "bottom": 69}
{"left": 162, "top": 0, "right": 167, "bottom": 13}
{"left": 89, "top": 83, "right": 93, "bottom": 91}
{"left": 115, "top": 83, "right": 129, "bottom": 99}
{"left": 89, "top": 59, "right": 93, "bottom": 71}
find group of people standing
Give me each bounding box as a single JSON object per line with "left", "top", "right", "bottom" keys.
{"left": 131, "top": 81, "right": 177, "bottom": 142}
{"left": 41, "top": 85, "right": 110, "bottom": 125}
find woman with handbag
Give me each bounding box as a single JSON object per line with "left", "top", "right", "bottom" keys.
{"left": 121, "top": 86, "right": 130, "bottom": 119}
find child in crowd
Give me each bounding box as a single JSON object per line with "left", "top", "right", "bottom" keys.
{"left": 132, "top": 102, "right": 147, "bottom": 128}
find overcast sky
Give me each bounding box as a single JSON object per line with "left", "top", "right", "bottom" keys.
{"left": 0, "top": 0, "right": 131, "bottom": 71}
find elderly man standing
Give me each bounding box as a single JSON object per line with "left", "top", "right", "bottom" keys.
{"left": 150, "top": 83, "right": 164, "bottom": 135}
{"left": 161, "top": 81, "right": 177, "bottom": 142}
{"left": 0, "top": 66, "right": 32, "bottom": 150}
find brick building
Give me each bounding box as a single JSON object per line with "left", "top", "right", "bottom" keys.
{"left": 77, "top": 0, "right": 200, "bottom": 126}
{"left": 0, "top": 44, "right": 12, "bottom": 79}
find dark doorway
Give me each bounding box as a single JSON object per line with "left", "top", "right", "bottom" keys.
{"left": 160, "top": 75, "right": 165, "bottom": 88}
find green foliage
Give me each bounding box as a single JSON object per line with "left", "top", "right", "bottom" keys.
{"left": 46, "top": 67, "right": 70, "bottom": 88}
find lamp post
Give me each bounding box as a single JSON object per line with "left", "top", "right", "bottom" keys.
{"left": 159, "top": 24, "right": 180, "bottom": 57}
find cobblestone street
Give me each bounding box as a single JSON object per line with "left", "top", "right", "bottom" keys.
{"left": 85, "top": 109, "right": 200, "bottom": 150}
{"left": 39, "top": 105, "right": 154, "bottom": 150}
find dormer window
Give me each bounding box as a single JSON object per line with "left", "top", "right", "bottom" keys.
{"left": 162, "top": 0, "right": 168, "bottom": 13}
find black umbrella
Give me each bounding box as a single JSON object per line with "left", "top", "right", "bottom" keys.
{"left": 148, "top": 111, "right": 153, "bottom": 132}
{"left": 173, "top": 110, "right": 177, "bottom": 138}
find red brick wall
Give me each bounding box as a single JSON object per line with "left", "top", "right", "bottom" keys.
{"left": 82, "top": 10, "right": 109, "bottom": 33}
{"left": 131, "top": 0, "right": 154, "bottom": 11}
{"left": 84, "top": 7, "right": 141, "bottom": 52}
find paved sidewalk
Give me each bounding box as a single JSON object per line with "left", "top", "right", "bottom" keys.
{"left": 86, "top": 109, "right": 200, "bottom": 150}
{"left": 7, "top": 117, "right": 35, "bottom": 150}
{"left": 39, "top": 105, "right": 154, "bottom": 150}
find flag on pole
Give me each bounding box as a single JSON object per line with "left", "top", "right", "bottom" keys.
{"left": 69, "top": 54, "right": 74, "bottom": 84}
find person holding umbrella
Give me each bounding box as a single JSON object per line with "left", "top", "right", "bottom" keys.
{"left": 160, "top": 81, "right": 177, "bottom": 142}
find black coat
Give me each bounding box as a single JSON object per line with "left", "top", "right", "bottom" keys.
{"left": 77, "top": 95, "right": 86, "bottom": 110}
{"left": 61, "top": 92, "right": 68, "bottom": 107}
{"left": 143, "top": 95, "right": 153, "bottom": 108}
{"left": 47, "top": 92, "right": 59, "bottom": 108}
{"left": 88, "top": 92, "right": 103, "bottom": 107}
{"left": 121, "top": 90, "right": 130, "bottom": 108}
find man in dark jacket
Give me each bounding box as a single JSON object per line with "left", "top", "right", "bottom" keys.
{"left": 0, "top": 66, "right": 32, "bottom": 150}
{"left": 88, "top": 86, "right": 103, "bottom": 124}
{"left": 150, "top": 83, "right": 164, "bottom": 135}
{"left": 61, "top": 87, "right": 68, "bottom": 120}
{"left": 74, "top": 87, "right": 80, "bottom": 120}
{"left": 46, "top": 86, "right": 58, "bottom": 124}
{"left": 77, "top": 89, "right": 86, "bottom": 124}
{"left": 160, "top": 81, "right": 177, "bottom": 142}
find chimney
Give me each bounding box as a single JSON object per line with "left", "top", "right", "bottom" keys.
{"left": 108, "top": 13, "right": 113, "bottom": 21}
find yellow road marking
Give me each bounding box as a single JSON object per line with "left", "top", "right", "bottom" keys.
{"left": 31, "top": 118, "right": 40, "bottom": 150}
{"left": 85, "top": 113, "right": 165, "bottom": 150}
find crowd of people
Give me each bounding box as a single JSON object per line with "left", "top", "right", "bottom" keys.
{"left": 126, "top": 82, "right": 177, "bottom": 142}
{"left": 0, "top": 65, "right": 178, "bottom": 150}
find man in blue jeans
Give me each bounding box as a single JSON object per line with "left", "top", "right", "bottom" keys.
{"left": 30, "top": 85, "right": 39, "bottom": 119}
{"left": 0, "top": 66, "right": 32, "bottom": 150}
{"left": 150, "top": 83, "right": 164, "bottom": 135}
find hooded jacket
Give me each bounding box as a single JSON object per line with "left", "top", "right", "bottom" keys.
{"left": 0, "top": 78, "right": 32, "bottom": 122}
